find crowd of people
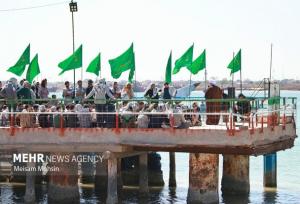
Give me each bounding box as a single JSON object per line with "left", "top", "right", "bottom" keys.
{"left": 0, "top": 78, "right": 252, "bottom": 129}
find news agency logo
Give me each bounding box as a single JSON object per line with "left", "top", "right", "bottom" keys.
{"left": 13, "top": 151, "right": 111, "bottom": 163}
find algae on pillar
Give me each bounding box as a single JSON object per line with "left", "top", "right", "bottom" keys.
{"left": 47, "top": 153, "right": 79, "bottom": 203}
{"left": 221, "top": 155, "right": 250, "bottom": 195}
{"left": 139, "top": 153, "right": 149, "bottom": 196}
{"left": 187, "top": 153, "right": 219, "bottom": 204}
{"left": 106, "top": 156, "right": 118, "bottom": 204}
{"left": 24, "top": 162, "right": 36, "bottom": 203}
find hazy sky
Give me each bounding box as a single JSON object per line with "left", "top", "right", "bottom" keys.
{"left": 0, "top": 0, "right": 299, "bottom": 83}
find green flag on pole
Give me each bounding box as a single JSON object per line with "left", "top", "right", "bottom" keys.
{"left": 86, "top": 53, "right": 101, "bottom": 76}
{"left": 165, "top": 51, "right": 172, "bottom": 83}
{"left": 58, "top": 45, "right": 82, "bottom": 75}
{"left": 172, "top": 44, "right": 194, "bottom": 75}
{"left": 7, "top": 44, "right": 30, "bottom": 76}
{"left": 188, "top": 49, "right": 206, "bottom": 75}
{"left": 26, "top": 54, "right": 40, "bottom": 84}
{"left": 227, "top": 49, "right": 241, "bottom": 74}
{"left": 109, "top": 43, "right": 135, "bottom": 80}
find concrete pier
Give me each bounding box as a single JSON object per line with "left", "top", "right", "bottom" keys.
{"left": 95, "top": 159, "right": 108, "bottom": 192}
{"left": 169, "top": 152, "right": 176, "bottom": 187}
{"left": 264, "top": 153, "right": 277, "bottom": 187}
{"left": 221, "top": 155, "right": 250, "bottom": 194}
{"left": 139, "top": 153, "right": 149, "bottom": 196}
{"left": 106, "top": 157, "right": 118, "bottom": 204}
{"left": 47, "top": 153, "right": 79, "bottom": 203}
{"left": 187, "top": 153, "right": 219, "bottom": 204}
{"left": 24, "top": 162, "right": 35, "bottom": 203}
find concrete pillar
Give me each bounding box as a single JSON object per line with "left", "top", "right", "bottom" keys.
{"left": 24, "top": 162, "right": 35, "bottom": 203}
{"left": 117, "top": 158, "right": 123, "bottom": 192}
{"left": 81, "top": 153, "right": 95, "bottom": 184}
{"left": 264, "top": 153, "right": 277, "bottom": 187}
{"left": 139, "top": 153, "right": 149, "bottom": 196}
{"left": 169, "top": 152, "right": 176, "bottom": 187}
{"left": 221, "top": 155, "right": 250, "bottom": 195}
{"left": 187, "top": 153, "right": 219, "bottom": 204}
{"left": 95, "top": 159, "right": 108, "bottom": 192}
{"left": 106, "top": 157, "right": 118, "bottom": 204}
{"left": 48, "top": 153, "right": 79, "bottom": 203}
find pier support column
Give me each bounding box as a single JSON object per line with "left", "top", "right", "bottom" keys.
{"left": 106, "top": 157, "right": 118, "bottom": 204}
{"left": 117, "top": 158, "right": 123, "bottom": 192}
{"left": 48, "top": 153, "right": 79, "bottom": 203}
{"left": 221, "top": 155, "right": 250, "bottom": 194}
{"left": 169, "top": 152, "right": 176, "bottom": 187}
{"left": 264, "top": 153, "right": 277, "bottom": 187}
{"left": 187, "top": 153, "right": 219, "bottom": 204}
{"left": 139, "top": 153, "right": 149, "bottom": 196}
{"left": 24, "top": 162, "right": 35, "bottom": 203}
{"left": 95, "top": 159, "right": 108, "bottom": 192}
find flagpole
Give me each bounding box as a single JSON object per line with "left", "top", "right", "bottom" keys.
{"left": 231, "top": 52, "right": 234, "bottom": 88}
{"left": 240, "top": 67, "right": 242, "bottom": 94}
{"left": 204, "top": 67, "right": 207, "bottom": 91}
{"left": 69, "top": 0, "right": 77, "bottom": 99}
{"left": 269, "top": 43, "right": 273, "bottom": 81}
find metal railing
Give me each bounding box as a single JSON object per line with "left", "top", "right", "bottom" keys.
{"left": 0, "top": 97, "right": 296, "bottom": 133}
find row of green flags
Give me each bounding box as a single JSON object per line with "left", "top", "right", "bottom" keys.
{"left": 6, "top": 43, "right": 241, "bottom": 84}
{"left": 7, "top": 44, "right": 41, "bottom": 84}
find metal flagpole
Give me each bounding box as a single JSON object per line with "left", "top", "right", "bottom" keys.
{"left": 240, "top": 65, "right": 242, "bottom": 94}
{"left": 231, "top": 52, "right": 234, "bottom": 88}
{"left": 268, "top": 43, "right": 273, "bottom": 97}
{"left": 204, "top": 67, "right": 207, "bottom": 91}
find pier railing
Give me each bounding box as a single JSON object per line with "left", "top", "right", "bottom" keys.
{"left": 0, "top": 97, "right": 296, "bottom": 132}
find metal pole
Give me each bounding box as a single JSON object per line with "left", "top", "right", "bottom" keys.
{"left": 204, "top": 67, "right": 207, "bottom": 91}
{"left": 240, "top": 69, "right": 242, "bottom": 94}
{"left": 231, "top": 52, "right": 234, "bottom": 88}
{"left": 71, "top": 9, "right": 76, "bottom": 99}
{"left": 269, "top": 44, "right": 273, "bottom": 81}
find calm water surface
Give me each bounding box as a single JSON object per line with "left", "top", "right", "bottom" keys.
{"left": 0, "top": 90, "right": 299, "bottom": 203}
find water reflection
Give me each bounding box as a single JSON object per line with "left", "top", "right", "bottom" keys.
{"left": 222, "top": 193, "right": 250, "bottom": 204}
{"left": 263, "top": 188, "right": 278, "bottom": 204}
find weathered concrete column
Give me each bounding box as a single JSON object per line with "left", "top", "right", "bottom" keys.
{"left": 95, "top": 159, "right": 108, "bottom": 192}
{"left": 117, "top": 158, "right": 123, "bottom": 192}
{"left": 106, "top": 157, "right": 118, "bottom": 204}
{"left": 169, "top": 152, "right": 176, "bottom": 187}
{"left": 48, "top": 153, "right": 79, "bottom": 203}
{"left": 264, "top": 153, "right": 277, "bottom": 187}
{"left": 221, "top": 155, "right": 250, "bottom": 195}
{"left": 187, "top": 153, "right": 219, "bottom": 204}
{"left": 81, "top": 152, "right": 95, "bottom": 184}
{"left": 139, "top": 153, "right": 149, "bottom": 196}
{"left": 24, "top": 162, "right": 35, "bottom": 203}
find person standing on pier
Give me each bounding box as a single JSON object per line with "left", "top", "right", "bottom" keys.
{"left": 121, "top": 83, "right": 134, "bottom": 99}
{"left": 0, "top": 80, "right": 17, "bottom": 112}
{"left": 63, "top": 81, "right": 73, "bottom": 105}
{"left": 17, "top": 81, "right": 33, "bottom": 104}
{"left": 84, "top": 78, "right": 115, "bottom": 127}
{"left": 75, "top": 80, "right": 85, "bottom": 103}
{"left": 204, "top": 80, "right": 223, "bottom": 125}
{"left": 38, "top": 79, "right": 49, "bottom": 101}
{"left": 144, "top": 83, "right": 159, "bottom": 100}
{"left": 161, "top": 82, "right": 176, "bottom": 100}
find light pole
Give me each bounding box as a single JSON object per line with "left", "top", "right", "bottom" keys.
{"left": 69, "top": 0, "right": 77, "bottom": 98}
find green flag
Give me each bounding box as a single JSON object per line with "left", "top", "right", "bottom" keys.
{"left": 58, "top": 45, "right": 82, "bottom": 75}
{"left": 7, "top": 44, "right": 30, "bottom": 76}
{"left": 86, "top": 53, "right": 101, "bottom": 76}
{"left": 227, "top": 49, "right": 241, "bottom": 74}
{"left": 109, "top": 43, "right": 135, "bottom": 80}
{"left": 165, "top": 51, "right": 172, "bottom": 83}
{"left": 26, "top": 54, "right": 40, "bottom": 84}
{"left": 128, "top": 53, "right": 135, "bottom": 83}
{"left": 172, "top": 44, "right": 194, "bottom": 75}
{"left": 188, "top": 49, "right": 206, "bottom": 75}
